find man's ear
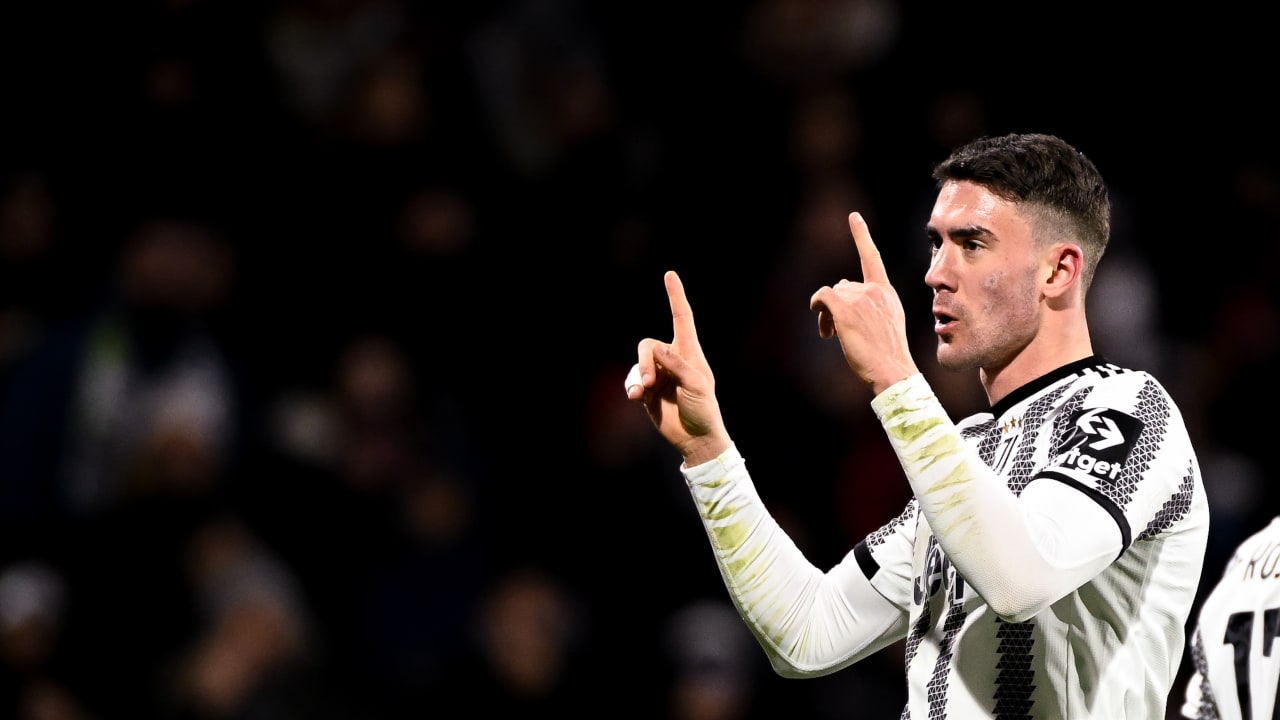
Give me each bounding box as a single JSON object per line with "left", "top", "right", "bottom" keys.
{"left": 1043, "top": 243, "right": 1083, "bottom": 299}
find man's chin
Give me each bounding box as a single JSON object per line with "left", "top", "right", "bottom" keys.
{"left": 935, "top": 343, "right": 974, "bottom": 372}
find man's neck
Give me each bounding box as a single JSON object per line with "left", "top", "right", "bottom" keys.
{"left": 980, "top": 334, "right": 1094, "bottom": 406}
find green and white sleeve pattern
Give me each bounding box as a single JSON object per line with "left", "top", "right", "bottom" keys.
{"left": 871, "top": 373, "right": 1120, "bottom": 621}
{"left": 683, "top": 445, "right": 906, "bottom": 677}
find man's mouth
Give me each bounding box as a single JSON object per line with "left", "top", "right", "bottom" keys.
{"left": 933, "top": 308, "right": 957, "bottom": 334}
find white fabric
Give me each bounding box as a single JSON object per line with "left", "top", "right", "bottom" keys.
{"left": 1181, "top": 516, "right": 1280, "bottom": 720}
{"left": 684, "top": 447, "right": 907, "bottom": 676}
{"left": 870, "top": 376, "right": 1122, "bottom": 621}
{"left": 683, "top": 359, "right": 1209, "bottom": 719}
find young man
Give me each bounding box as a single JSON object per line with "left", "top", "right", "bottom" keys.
{"left": 1182, "top": 516, "right": 1280, "bottom": 720}
{"left": 625, "top": 133, "right": 1210, "bottom": 718}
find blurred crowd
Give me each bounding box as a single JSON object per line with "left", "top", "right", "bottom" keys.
{"left": 0, "top": 1, "right": 1277, "bottom": 718}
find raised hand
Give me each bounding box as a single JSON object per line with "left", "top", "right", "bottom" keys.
{"left": 625, "top": 271, "right": 731, "bottom": 467}
{"left": 808, "top": 212, "right": 919, "bottom": 395}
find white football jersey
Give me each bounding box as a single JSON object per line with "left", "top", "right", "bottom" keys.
{"left": 684, "top": 357, "right": 1209, "bottom": 719}
{"left": 1183, "top": 516, "right": 1280, "bottom": 720}
{"left": 859, "top": 357, "right": 1209, "bottom": 718}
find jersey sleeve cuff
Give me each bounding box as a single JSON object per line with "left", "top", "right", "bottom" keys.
{"left": 869, "top": 372, "right": 933, "bottom": 419}
{"left": 682, "top": 443, "right": 744, "bottom": 485}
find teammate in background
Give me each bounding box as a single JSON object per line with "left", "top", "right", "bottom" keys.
{"left": 624, "top": 133, "right": 1210, "bottom": 718}
{"left": 1182, "top": 516, "right": 1280, "bottom": 720}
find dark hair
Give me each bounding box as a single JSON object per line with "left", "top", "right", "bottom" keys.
{"left": 932, "top": 132, "right": 1111, "bottom": 292}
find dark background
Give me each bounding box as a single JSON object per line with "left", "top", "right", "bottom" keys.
{"left": 0, "top": 1, "right": 1275, "bottom": 718}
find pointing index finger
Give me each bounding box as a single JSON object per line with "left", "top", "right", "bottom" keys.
{"left": 665, "top": 270, "right": 698, "bottom": 343}
{"left": 849, "top": 211, "right": 889, "bottom": 284}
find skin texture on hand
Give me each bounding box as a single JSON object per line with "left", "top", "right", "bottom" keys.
{"left": 625, "top": 271, "right": 731, "bottom": 468}
{"left": 627, "top": 212, "right": 923, "bottom": 467}
{"left": 808, "top": 212, "right": 920, "bottom": 396}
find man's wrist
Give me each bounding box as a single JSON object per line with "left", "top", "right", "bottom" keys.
{"left": 680, "top": 435, "right": 733, "bottom": 469}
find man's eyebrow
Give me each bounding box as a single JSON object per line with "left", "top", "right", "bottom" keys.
{"left": 925, "top": 224, "right": 992, "bottom": 241}
{"left": 950, "top": 226, "right": 990, "bottom": 241}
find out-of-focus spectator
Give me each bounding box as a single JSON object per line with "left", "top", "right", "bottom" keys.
{"left": 159, "top": 511, "right": 318, "bottom": 720}
{"left": 0, "top": 202, "right": 248, "bottom": 718}
{"left": 664, "top": 599, "right": 760, "bottom": 720}
{"left": 0, "top": 560, "right": 91, "bottom": 720}
{"left": 738, "top": 0, "right": 901, "bottom": 91}
{"left": 0, "top": 205, "right": 241, "bottom": 541}
{"left": 238, "top": 329, "right": 485, "bottom": 716}
{"left": 264, "top": 0, "right": 411, "bottom": 139}
{"left": 0, "top": 171, "right": 60, "bottom": 383}
{"left": 436, "top": 564, "right": 594, "bottom": 716}
{"left": 465, "top": 0, "right": 617, "bottom": 179}
{"left": 0, "top": 207, "right": 238, "bottom": 516}
{"left": 354, "top": 464, "right": 484, "bottom": 709}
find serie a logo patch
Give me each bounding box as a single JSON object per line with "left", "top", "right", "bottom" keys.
{"left": 1056, "top": 407, "right": 1143, "bottom": 481}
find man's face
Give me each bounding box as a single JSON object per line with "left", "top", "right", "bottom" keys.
{"left": 925, "top": 180, "right": 1044, "bottom": 373}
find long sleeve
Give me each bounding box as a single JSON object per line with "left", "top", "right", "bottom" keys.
{"left": 682, "top": 445, "right": 907, "bottom": 677}
{"left": 870, "top": 373, "right": 1121, "bottom": 621}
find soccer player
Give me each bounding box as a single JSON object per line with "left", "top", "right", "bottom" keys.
{"left": 624, "top": 132, "right": 1210, "bottom": 718}
{"left": 1182, "top": 516, "right": 1280, "bottom": 720}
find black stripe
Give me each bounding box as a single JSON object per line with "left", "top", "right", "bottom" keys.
{"left": 988, "top": 355, "right": 1107, "bottom": 419}
{"left": 1039, "top": 470, "right": 1132, "bottom": 555}
{"left": 854, "top": 540, "right": 878, "bottom": 580}
{"left": 993, "top": 619, "right": 1036, "bottom": 718}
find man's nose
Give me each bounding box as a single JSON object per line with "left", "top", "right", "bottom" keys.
{"left": 924, "top": 248, "right": 952, "bottom": 291}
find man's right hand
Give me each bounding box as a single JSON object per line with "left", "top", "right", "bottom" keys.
{"left": 625, "top": 271, "right": 731, "bottom": 467}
